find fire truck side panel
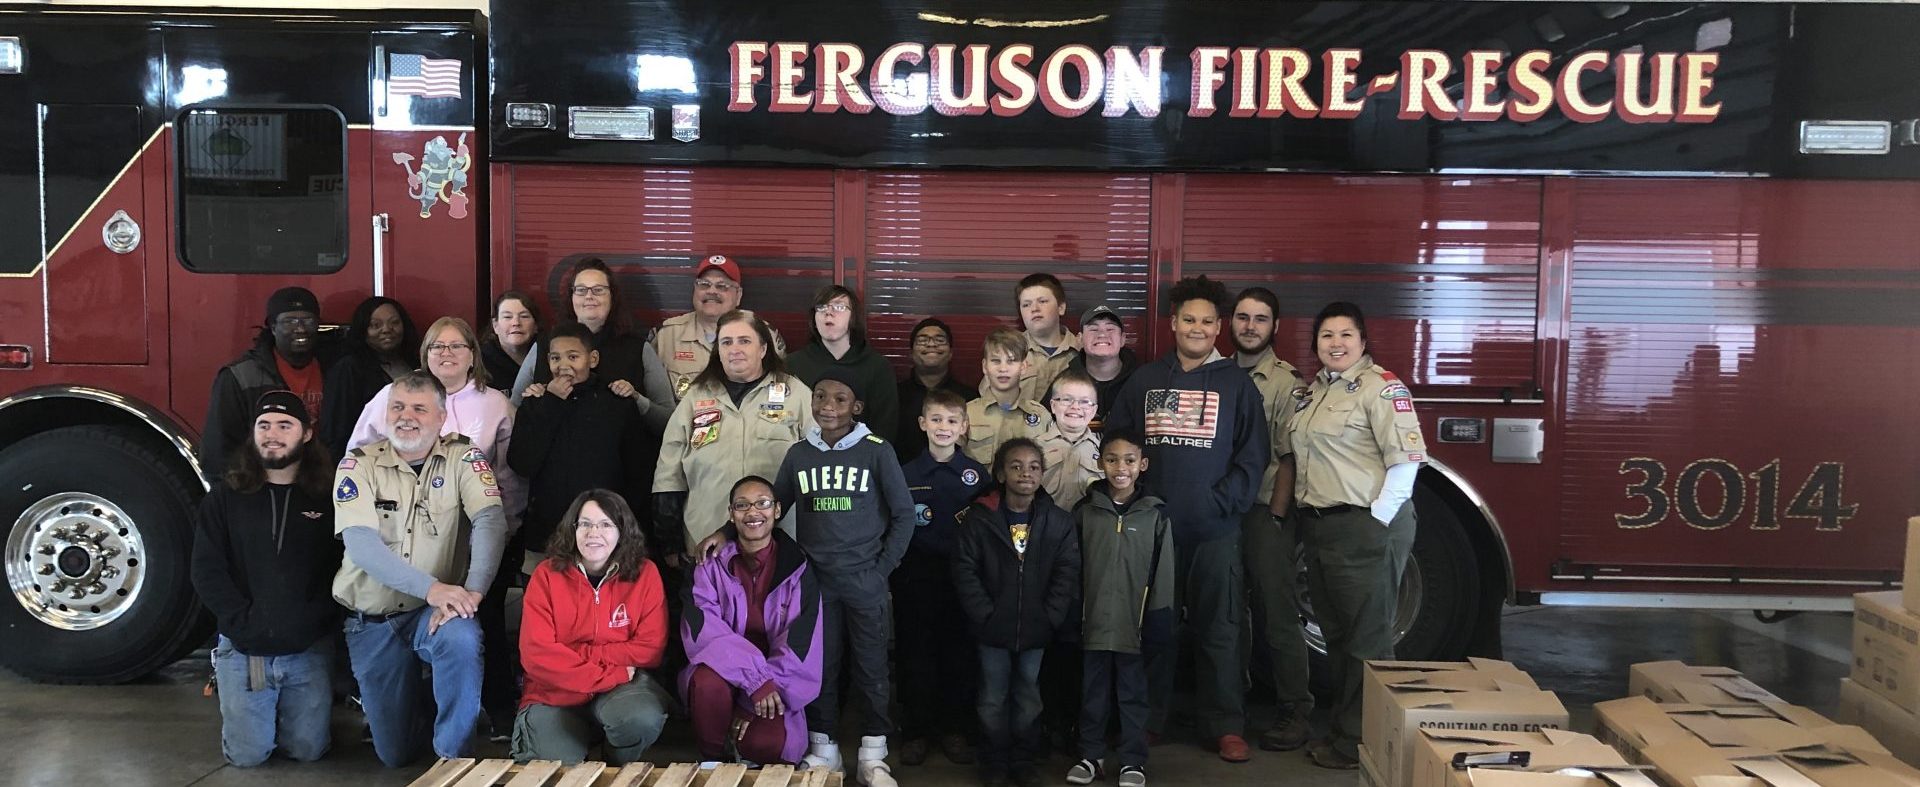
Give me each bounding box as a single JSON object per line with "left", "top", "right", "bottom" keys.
{"left": 1555, "top": 177, "right": 1920, "bottom": 582}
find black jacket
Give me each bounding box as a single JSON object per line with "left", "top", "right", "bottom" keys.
{"left": 481, "top": 340, "right": 529, "bottom": 396}
{"left": 952, "top": 489, "right": 1081, "bottom": 651}
{"left": 507, "top": 377, "right": 653, "bottom": 548}
{"left": 189, "top": 482, "right": 342, "bottom": 655}
{"left": 894, "top": 372, "right": 976, "bottom": 463}
{"left": 319, "top": 349, "right": 395, "bottom": 460}
{"left": 200, "top": 343, "right": 300, "bottom": 482}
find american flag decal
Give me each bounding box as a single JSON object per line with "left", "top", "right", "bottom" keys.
{"left": 390, "top": 53, "right": 463, "bottom": 99}
{"left": 1144, "top": 389, "right": 1220, "bottom": 439}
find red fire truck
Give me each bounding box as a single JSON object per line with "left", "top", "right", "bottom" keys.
{"left": 1, "top": 1, "right": 1912, "bottom": 684}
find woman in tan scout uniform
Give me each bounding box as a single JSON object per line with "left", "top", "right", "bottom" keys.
{"left": 1281, "top": 301, "right": 1426, "bottom": 771}
{"left": 654, "top": 310, "right": 813, "bottom": 562}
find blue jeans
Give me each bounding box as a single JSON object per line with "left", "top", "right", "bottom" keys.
{"left": 510, "top": 675, "right": 671, "bottom": 765}
{"left": 211, "top": 636, "right": 334, "bottom": 767}
{"left": 977, "top": 646, "right": 1045, "bottom": 776}
{"left": 344, "top": 608, "right": 484, "bottom": 768}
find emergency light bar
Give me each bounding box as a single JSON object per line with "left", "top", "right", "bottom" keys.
{"left": 0, "top": 37, "right": 22, "bottom": 75}
{"left": 1798, "top": 120, "right": 1891, "bottom": 155}
{"left": 568, "top": 106, "right": 655, "bottom": 140}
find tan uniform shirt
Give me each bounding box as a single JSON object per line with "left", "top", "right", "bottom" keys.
{"left": 1245, "top": 350, "right": 1306, "bottom": 505}
{"left": 646, "top": 310, "right": 787, "bottom": 406}
{"left": 332, "top": 435, "right": 502, "bottom": 615}
{"left": 655, "top": 374, "right": 814, "bottom": 544}
{"left": 979, "top": 329, "right": 1082, "bottom": 404}
{"left": 1038, "top": 424, "right": 1101, "bottom": 510}
{"left": 964, "top": 397, "right": 1052, "bottom": 466}
{"left": 1288, "top": 357, "right": 1428, "bottom": 509}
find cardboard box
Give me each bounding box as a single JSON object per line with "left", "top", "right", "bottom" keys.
{"left": 1853, "top": 591, "right": 1920, "bottom": 714}
{"left": 1415, "top": 728, "right": 1638, "bottom": 787}
{"left": 1905, "top": 518, "right": 1919, "bottom": 616}
{"left": 1628, "top": 662, "right": 1784, "bottom": 707}
{"left": 1363, "top": 659, "right": 1569, "bottom": 787}
{"left": 1837, "top": 677, "right": 1920, "bottom": 767}
{"left": 1466, "top": 768, "right": 1661, "bottom": 787}
{"left": 1360, "top": 744, "right": 1386, "bottom": 787}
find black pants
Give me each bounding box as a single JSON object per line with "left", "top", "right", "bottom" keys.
{"left": 810, "top": 586, "right": 893, "bottom": 737}
{"left": 892, "top": 551, "right": 977, "bottom": 740}
{"left": 1041, "top": 638, "right": 1082, "bottom": 741}
{"left": 479, "top": 528, "right": 526, "bottom": 722}
{"left": 1079, "top": 649, "right": 1150, "bottom": 769}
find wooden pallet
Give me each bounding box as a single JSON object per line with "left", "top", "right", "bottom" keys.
{"left": 409, "top": 759, "right": 843, "bottom": 787}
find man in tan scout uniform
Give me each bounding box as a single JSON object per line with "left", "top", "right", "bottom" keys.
{"left": 333, "top": 371, "right": 506, "bottom": 768}
{"left": 1229, "top": 287, "right": 1314, "bottom": 752}
{"left": 979, "top": 273, "right": 1081, "bottom": 403}
{"left": 967, "top": 326, "right": 1052, "bottom": 465}
{"left": 642, "top": 254, "right": 786, "bottom": 409}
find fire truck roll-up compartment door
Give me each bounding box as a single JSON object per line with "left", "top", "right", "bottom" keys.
{"left": 43, "top": 104, "right": 150, "bottom": 365}
{"left": 863, "top": 172, "right": 1154, "bottom": 377}
{"left": 1181, "top": 174, "right": 1545, "bottom": 393}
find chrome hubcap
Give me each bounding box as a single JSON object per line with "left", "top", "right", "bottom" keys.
{"left": 5, "top": 493, "right": 146, "bottom": 630}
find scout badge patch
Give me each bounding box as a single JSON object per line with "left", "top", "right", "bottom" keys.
{"left": 691, "top": 408, "right": 722, "bottom": 447}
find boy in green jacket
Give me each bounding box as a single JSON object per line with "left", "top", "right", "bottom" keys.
{"left": 1067, "top": 429, "right": 1173, "bottom": 787}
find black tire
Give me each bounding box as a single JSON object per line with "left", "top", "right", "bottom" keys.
{"left": 0, "top": 425, "right": 211, "bottom": 683}
{"left": 1391, "top": 486, "right": 1481, "bottom": 660}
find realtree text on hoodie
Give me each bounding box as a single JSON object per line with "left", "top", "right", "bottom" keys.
{"left": 1103, "top": 350, "right": 1269, "bottom": 545}
{"left": 772, "top": 422, "right": 917, "bottom": 599}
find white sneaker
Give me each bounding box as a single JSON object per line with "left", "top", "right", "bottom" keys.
{"left": 1066, "top": 758, "right": 1104, "bottom": 785}
{"left": 856, "top": 735, "right": 896, "bottom": 787}
{"left": 803, "top": 731, "right": 844, "bottom": 772}
{"left": 1118, "top": 766, "right": 1146, "bottom": 787}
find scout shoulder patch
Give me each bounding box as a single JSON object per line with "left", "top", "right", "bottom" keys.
{"left": 335, "top": 477, "right": 359, "bottom": 502}
{"left": 1380, "top": 371, "right": 1401, "bottom": 383}
{"left": 461, "top": 448, "right": 485, "bottom": 463}
{"left": 478, "top": 471, "right": 497, "bottom": 487}
{"left": 1381, "top": 383, "right": 1411, "bottom": 400}
{"left": 1393, "top": 398, "right": 1414, "bottom": 413}
{"left": 914, "top": 503, "right": 933, "bottom": 526}
{"left": 337, "top": 458, "right": 357, "bottom": 470}
{"left": 1403, "top": 432, "right": 1424, "bottom": 450}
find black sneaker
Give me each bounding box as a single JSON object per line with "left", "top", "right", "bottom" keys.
{"left": 900, "top": 738, "right": 930, "bottom": 766}
{"left": 1010, "top": 767, "right": 1043, "bottom": 787}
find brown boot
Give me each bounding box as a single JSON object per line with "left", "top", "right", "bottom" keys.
{"left": 1259, "top": 706, "right": 1311, "bottom": 752}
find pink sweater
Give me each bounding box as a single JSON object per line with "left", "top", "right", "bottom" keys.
{"left": 347, "top": 379, "right": 525, "bottom": 533}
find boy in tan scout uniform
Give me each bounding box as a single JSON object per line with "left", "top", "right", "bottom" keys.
{"left": 966, "top": 326, "right": 1052, "bottom": 465}
{"left": 1037, "top": 368, "right": 1103, "bottom": 510}
{"left": 641, "top": 254, "right": 786, "bottom": 409}
{"left": 979, "top": 273, "right": 1081, "bottom": 404}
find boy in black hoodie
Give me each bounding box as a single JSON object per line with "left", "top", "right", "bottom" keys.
{"left": 1103, "top": 275, "right": 1268, "bottom": 762}
{"left": 190, "top": 391, "right": 342, "bottom": 767}
{"left": 508, "top": 322, "right": 653, "bottom": 549}
{"left": 953, "top": 438, "right": 1081, "bottom": 787}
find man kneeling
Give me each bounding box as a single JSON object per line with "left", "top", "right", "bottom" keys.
{"left": 191, "top": 390, "right": 342, "bottom": 767}
{"left": 334, "top": 371, "right": 507, "bottom": 767}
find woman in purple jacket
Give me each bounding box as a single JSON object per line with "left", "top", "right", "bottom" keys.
{"left": 680, "top": 476, "right": 825, "bottom": 764}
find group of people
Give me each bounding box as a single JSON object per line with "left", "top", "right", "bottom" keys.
{"left": 189, "top": 255, "right": 1428, "bottom": 787}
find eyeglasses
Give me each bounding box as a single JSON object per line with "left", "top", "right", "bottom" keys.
{"left": 729, "top": 499, "right": 778, "bottom": 512}
{"left": 571, "top": 285, "right": 611, "bottom": 297}
{"left": 695, "top": 279, "right": 738, "bottom": 293}
{"left": 1050, "top": 396, "right": 1097, "bottom": 410}
{"left": 427, "top": 342, "right": 472, "bottom": 354}
{"left": 274, "top": 315, "right": 318, "bottom": 329}
{"left": 913, "top": 335, "right": 950, "bottom": 347}
{"left": 814, "top": 302, "right": 851, "bottom": 314}
{"left": 575, "top": 519, "right": 618, "bottom": 531}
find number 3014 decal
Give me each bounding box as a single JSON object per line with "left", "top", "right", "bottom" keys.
{"left": 1615, "top": 458, "right": 1857, "bottom": 532}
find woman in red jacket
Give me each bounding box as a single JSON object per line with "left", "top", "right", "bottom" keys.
{"left": 512, "top": 489, "right": 670, "bottom": 765}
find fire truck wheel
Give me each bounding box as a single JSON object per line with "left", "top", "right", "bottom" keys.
{"left": 0, "top": 425, "right": 211, "bottom": 683}
{"left": 1390, "top": 487, "right": 1481, "bottom": 660}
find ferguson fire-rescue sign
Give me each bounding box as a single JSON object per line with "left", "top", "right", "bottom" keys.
{"left": 726, "top": 43, "right": 1721, "bottom": 124}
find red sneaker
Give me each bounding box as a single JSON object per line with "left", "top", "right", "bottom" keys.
{"left": 1216, "top": 734, "right": 1251, "bottom": 763}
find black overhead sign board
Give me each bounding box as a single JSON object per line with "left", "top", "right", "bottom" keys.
{"left": 489, "top": 0, "right": 1920, "bottom": 178}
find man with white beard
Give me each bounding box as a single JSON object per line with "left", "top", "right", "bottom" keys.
{"left": 332, "top": 371, "right": 507, "bottom": 768}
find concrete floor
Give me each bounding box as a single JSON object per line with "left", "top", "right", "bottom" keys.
{"left": 0, "top": 606, "right": 1854, "bottom": 787}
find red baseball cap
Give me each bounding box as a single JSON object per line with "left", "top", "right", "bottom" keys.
{"left": 695, "top": 254, "right": 741, "bottom": 282}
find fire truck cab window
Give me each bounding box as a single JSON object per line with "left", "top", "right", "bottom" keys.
{"left": 175, "top": 106, "right": 347, "bottom": 274}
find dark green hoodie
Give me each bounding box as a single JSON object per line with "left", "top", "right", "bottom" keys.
{"left": 1075, "top": 481, "right": 1174, "bottom": 654}
{"left": 786, "top": 341, "right": 900, "bottom": 444}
